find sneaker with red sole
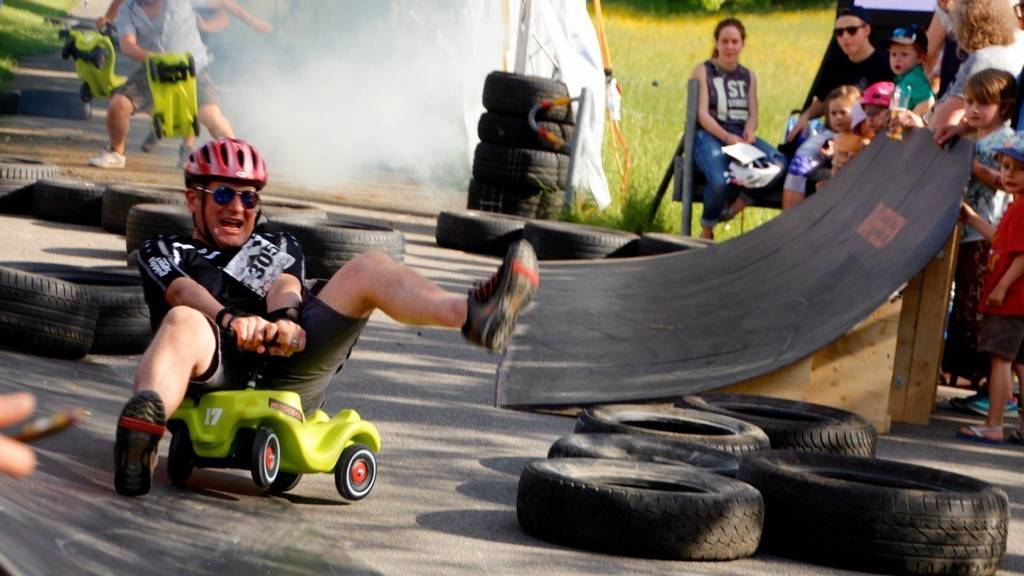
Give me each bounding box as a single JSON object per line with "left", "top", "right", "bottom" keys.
{"left": 463, "top": 240, "right": 539, "bottom": 351}
{"left": 114, "top": 390, "right": 166, "bottom": 496}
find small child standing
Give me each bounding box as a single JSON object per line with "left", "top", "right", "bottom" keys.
{"left": 958, "top": 131, "right": 1024, "bottom": 443}
{"left": 889, "top": 25, "right": 935, "bottom": 116}
{"left": 946, "top": 70, "right": 1017, "bottom": 414}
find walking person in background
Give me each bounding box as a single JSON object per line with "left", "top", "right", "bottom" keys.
{"left": 690, "top": 17, "right": 785, "bottom": 240}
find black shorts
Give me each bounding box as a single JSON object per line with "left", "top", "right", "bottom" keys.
{"left": 192, "top": 296, "right": 368, "bottom": 414}
{"left": 978, "top": 314, "right": 1024, "bottom": 363}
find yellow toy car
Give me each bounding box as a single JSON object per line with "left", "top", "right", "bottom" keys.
{"left": 60, "top": 25, "right": 126, "bottom": 102}
{"left": 145, "top": 52, "right": 200, "bottom": 139}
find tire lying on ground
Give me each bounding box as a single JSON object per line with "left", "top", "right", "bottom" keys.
{"left": 472, "top": 143, "right": 569, "bottom": 191}
{"left": 19, "top": 89, "right": 91, "bottom": 121}
{"left": 0, "top": 90, "right": 19, "bottom": 115}
{"left": 547, "top": 433, "right": 742, "bottom": 477}
{"left": 261, "top": 218, "right": 405, "bottom": 279}
{"left": 477, "top": 112, "right": 575, "bottom": 152}
{"left": 482, "top": 71, "right": 574, "bottom": 124}
{"left": 638, "top": 233, "right": 714, "bottom": 256}
{"left": 33, "top": 179, "right": 107, "bottom": 225}
{"left": 125, "top": 204, "right": 193, "bottom": 254}
{"left": 675, "top": 393, "right": 877, "bottom": 456}
{"left": 517, "top": 459, "right": 763, "bottom": 560}
{"left": 0, "top": 157, "right": 60, "bottom": 182}
{"left": 575, "top": 404, "right": 770, "bottom": 455}
{"left": 0, "top": 263, "right": 150, "bottom": 355}
{"left": 523, "top": 220, "right": 639, "bottom": 260}
{"left": 102, "top": 184, "right": 185, "bottom": 234}
{"left": 737, "top": 450, "right": 1009, "bottom": 576}
{"left": 466, "top": 179, "right": 563, "bottom": 220}
{"left": 259, "top": 198, "right": 328, "bottom": 223}
{"left": 434, "top": 210, "right": 528, "bottom": 256}
{"left": 0, "top": 181, "right": 35, "bottom": 214}
{"left": 0, "top": 266, "right": 99, "bottom": 358}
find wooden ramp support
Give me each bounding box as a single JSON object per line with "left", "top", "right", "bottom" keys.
{"left": 722, "top": 230, "right": 959, "bottom": 434}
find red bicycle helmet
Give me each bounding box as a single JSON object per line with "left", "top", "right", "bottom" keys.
{"left": 184, "top": 138, "right": 268, "bottom": 190}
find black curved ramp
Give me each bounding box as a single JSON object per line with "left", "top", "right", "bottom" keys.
{"left": 497, "top": 129, "right": 971, "bottom": 408}
{"left": 0, "top": 352, "right": 379, "bottom": 576}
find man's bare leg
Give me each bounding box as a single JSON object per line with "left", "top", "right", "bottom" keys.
{"left": 199, "top": 104, "right": 234, "bottom": 139}
{"left": 132, "top": 306, "right": 218, "bottom": 414}
{"left": 317, "top": 251, "right": 466, "bottom": 326}
{"left": 107, "top": 94, "right": 134, "bottom": 154}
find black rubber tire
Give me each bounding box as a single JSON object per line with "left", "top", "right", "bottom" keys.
{"left": 167, "top": 421, "right": 194, "bottom": 486}
{"left": 269, "top": 472, "right": 302, "bottom": 494}
{"left": 0, "top": 265, "right": 99, "bottom": 358}
{"left": 434, "top": 210, "right": 527, "bottom": 256}
{"left": 0, "top": 157, "right": 60, "bottom": 182}
{"left": 0, "top": 263, "right": 150, "bottom": 355}
{"left": 517, "top": 458, "right": 763, "bottom": 560}
{"left": 466, "top": 179, "right": 563, "bottom": 220}
{"left": 335, "top": 444, "right": 376, "bottom": 501}
{"left": 737, "top": 450, "right": 1009, "bottom": 575}
{"left": 482, "top": 71, "right": 574, "bottom": 124}
{"left": 547, "top": 433, "right": 741, "bottom": 477}
{"left": 637, "top": 233, "right": 714, "bottom": 256}
{"left": 0, "top": 90, "right": 20, "bottom": 115}
{"left": 79, "top": 82, "right": 92, "bottom": 103}
{"left": 472, "top": 143, "right": 569, "bottom": 191}
{"left": 575, "top": 404, "right": 770, "bottom": 455}
{"left": 259, "top": 197, "right": 328, "bottom": 223}
{"left": 102, "top": 184, "right": 185, "bottom": 234}
{"left": 477, "top": 112, "right": 574, "bottom": 152}
{"left": 125, "top": 204, "right": 193, "bottom": 254}
{"left": 523, "top": 220, "right": 639, "bottom": 260}
{"left": 0, "top": 182, "right": 35, "bottom": 214}
{"left": 250, "top": 427, "right": 280, "bottom": 489}
{"left": 675, "top": 393, "right": 878, "bottom": 456}
{"left": 32, "top": 179, "right": 106, "bottom": 225}
{"left": 261, "top": 218, "right": 405, "bottom": 280}
{"left": 19, "top": 89, "right": 91, "bottom": 121}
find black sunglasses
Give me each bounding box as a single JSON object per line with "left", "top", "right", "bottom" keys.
{"left": 197, "top": 184, "right": 260, "bottom": 209}
{"left": 834, "top": 24, "right": 866, "bottom": 37}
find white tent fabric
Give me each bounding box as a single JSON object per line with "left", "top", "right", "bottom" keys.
{"left": 504, "top": 0, "right": 612, "bottom": 209}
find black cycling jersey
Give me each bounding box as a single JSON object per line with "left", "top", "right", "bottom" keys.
{"left": 137, "top": 232, "right": 305, "bottom": 331}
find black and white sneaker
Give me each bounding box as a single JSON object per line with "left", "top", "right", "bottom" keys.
{"left": 113, "top": 390, "right": 166, "bottom": 496}
{"left": 463, "top": 240, "right": 539, "bottom": 351}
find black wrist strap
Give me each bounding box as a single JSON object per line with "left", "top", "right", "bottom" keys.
{"left": 215, "top": 307, "right": 237, "bottom": 329}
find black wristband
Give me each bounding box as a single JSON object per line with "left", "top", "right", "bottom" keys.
{"left": 266, "top": 306, "right": 300, "bottom": 323}
{"left": 215, "top": 307, "right": 237, "bottom": 329}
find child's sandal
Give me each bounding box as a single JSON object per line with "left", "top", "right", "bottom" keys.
{"left": 956, "top": 425, "right": 1004, "bottom": 444}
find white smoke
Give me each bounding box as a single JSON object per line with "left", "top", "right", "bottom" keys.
{"left": 209, "top": 1, "right": 504, "bottom": 192}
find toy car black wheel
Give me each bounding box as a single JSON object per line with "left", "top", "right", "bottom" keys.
{"left": 335, "top": 444, "right": 376, "bottom": 501}
{"left": 147, "top": 58, "right": 158, "bottom": 82}
{"left": 79, "top": 82, "right": 92, "bottom": 103}
{"left": 61, "top": 40, "right": 72, "bottom": 61}
{"left": 151, "top": 116, "right": 163, "bottom": 140}
{"left": 191, "top": 116, "right": 199, "bottom": 137}
{"left": 187, "top": 54, "right": 196, "bottom": 78}
{"left": 269, "top": 472, "right": 302, "bottom": 494}
{"left": 167, "top": 421, "right": 194, "bottom": 486}
{"left": 250, "top": 427, "right": 280, "bottom": 489}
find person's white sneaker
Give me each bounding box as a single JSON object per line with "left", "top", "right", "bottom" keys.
{"left": 88, "top": 147, "right": 126, "bottom": 168}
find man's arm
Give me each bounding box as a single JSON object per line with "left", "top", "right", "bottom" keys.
{"left": 262, "top": 273, "right": 305, "bottom": 356}
{"left": 97, "top": 0, "right": 124, "bottom": 30}
{"left": 206, "top": 0, "right": 273, "bottom": 34}
{"left": 119, "top": 32, "right": 149, "bottom": 62}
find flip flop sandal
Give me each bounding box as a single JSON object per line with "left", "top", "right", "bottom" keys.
{"left": 956, "top": 425, "right": 1004, "bottom": 445}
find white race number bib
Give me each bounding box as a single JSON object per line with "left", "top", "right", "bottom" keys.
{"left": 223, "top": 234, "right": 296, "bottom": 297}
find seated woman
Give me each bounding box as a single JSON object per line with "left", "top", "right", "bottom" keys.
{"left": 690, "top": 17, "right": 785, "bottom": 240}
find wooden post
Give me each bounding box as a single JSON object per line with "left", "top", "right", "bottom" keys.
{"left": 888, "top": 229, "right": 960, "bottom": 424}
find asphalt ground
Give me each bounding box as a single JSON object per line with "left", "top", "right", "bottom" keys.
{"left": 1, "top": 6, "right": 1023, "bottom": 574}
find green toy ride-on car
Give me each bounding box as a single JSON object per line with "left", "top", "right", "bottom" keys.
{"left": 145, "top": 52, "right": 200, "bottom": 140}
{"left": 60, "top": 25, "right": 126, "bottom": 102}
{"left": 167, "top": 386, "right": 381, "bottom": 501}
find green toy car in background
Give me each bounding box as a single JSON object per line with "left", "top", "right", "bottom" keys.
{"left": 60, "top": 25, "right": 126, "bottom": 102}
{"left": 145, "top": 52, "right": 200, "bottom": 139}
{"left": 167, "top": 388, "right": 381, "bottom": 500}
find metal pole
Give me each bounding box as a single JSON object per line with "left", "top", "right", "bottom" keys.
{"left": 564, "top": 87, "right": 589, "bottom": 210}
{"left": 648, "top": 78, "right": 699, "bottom": 225}
{"left": 676, "top": 156, "right": 692, "bottom": 237}
{"left": 514, "top": 0, "right": 532, "bottom": 74}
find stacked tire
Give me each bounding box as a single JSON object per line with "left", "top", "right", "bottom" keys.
{"left": 0, "top": 157, "right": 61, "bottom": 213}
{"left": 470, "top": 72, "right": 573, "bottom": 220}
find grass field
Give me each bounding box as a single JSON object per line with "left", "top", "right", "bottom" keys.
{"left": 0, "top": 0, "right": 75, "bottom": 88}
{"left": 573, "top": 6, "right": 835, "bottom": 239}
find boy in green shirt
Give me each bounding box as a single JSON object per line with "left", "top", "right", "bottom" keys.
{"left": 889, "top": 24, "right": 935, "bottom": 116}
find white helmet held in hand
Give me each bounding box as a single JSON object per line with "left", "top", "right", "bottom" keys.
{"left": 728, "top": 158, "right": 781, "bottom": 189}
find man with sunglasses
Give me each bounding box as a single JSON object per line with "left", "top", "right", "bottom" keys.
{"left": 116, "top": 138, "right": 540, "bottom": 496}
{"left": 786, "top": 6, "right": 893, "bottom": 144}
